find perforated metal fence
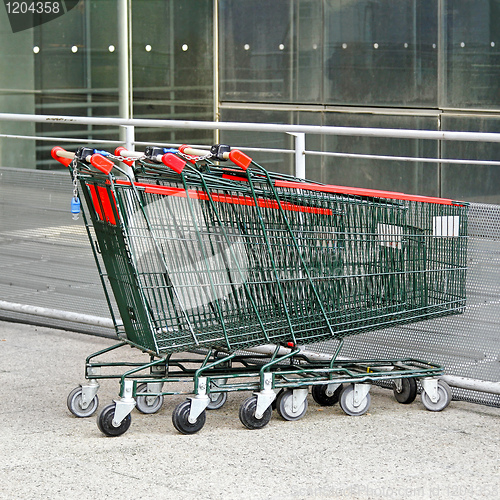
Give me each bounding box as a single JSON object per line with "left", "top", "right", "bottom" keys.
{"left": 312, "top": 202, "right": 500, "bottom": 407}
{"left": 0, "top": 166, "right": 499, "bottom": 407}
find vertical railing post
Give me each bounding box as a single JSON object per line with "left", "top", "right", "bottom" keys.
{"left": 288, "top": 132, "right": 306, "bottom": 179}
{"left": 213, "top": 0, "right": 220, "bottom": 145}
{"left": 118, "top": 0, "right": 133, "bottom": 151}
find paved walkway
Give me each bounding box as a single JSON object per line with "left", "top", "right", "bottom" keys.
{"left": 0, "top": 320, "right": 499, "bottom": 500}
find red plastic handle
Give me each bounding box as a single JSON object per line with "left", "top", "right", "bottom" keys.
{"left": 114, "top": 147, "right": 135, "bottom": 167}
{"left": 90, "top": 154, "right": 115, "bottom": 174}
{"left": 229, "top": 150, "right": 252, "bottom": 170}
{"left": 178, "top": 144, "right": 199, "bottom": 164}
{"left": 51, "top": 147, "right": 73, "bottom": 167}
{"left": 162, "top": 153, "right": 187, "bottom": 174}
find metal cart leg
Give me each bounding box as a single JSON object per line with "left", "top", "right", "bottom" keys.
{"left": 113, "top": 379, "right": 137, "bottom": 425}
{"left": 80, "top": 380, "right": 100, "bottom": 410}
{"left": 255, "top": 372, "right": 277, "bottom": 420}
{"left": 188, "top": 377, "right": 211, "bottom": 423}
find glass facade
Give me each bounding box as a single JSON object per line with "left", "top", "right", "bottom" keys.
{"left": 444, "top": 0, "right": 500, "bottom": 109}
{"left": 324, "top": 0, "right": 438, "bottom": 107}
{"left": 220, "top": 0, "right": 500, "bottom": 202}
{"left": 0, "top": 1, "right": 499, "bottom": 201}
{"left": 0, "top": 0, "right": 213, "bottom": 169}
{"left": 131, "top": 0, "right": 213, "bottom": 145}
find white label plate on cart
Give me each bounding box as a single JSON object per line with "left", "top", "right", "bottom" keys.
{"left": 377, "top": 223, "right": 403, "bottom": 250}
{"left": 433, "top": 216, "right": 460, "bottom": 237}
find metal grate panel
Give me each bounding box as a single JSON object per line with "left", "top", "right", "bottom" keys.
{"left": 311, "top": 203, "right": 500, "bottom": 406}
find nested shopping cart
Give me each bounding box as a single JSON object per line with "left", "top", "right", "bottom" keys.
{"left": 52, "top": 144, "right": 468, "bottom": 435}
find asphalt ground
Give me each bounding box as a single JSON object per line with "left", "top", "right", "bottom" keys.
{"left": 0, "top": 320, "right": 499, "bottom": 500}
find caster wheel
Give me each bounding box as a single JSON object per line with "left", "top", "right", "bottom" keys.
{"left": 339, "top": 384, "right": 371, "bottom": 416}
{"left": 239, "top": 395, "right": 272, "bottom": 430}
{"left": 272, "top": 389, "right": 284, "bottom": 410}
{"left": 276, "top": 390, "right": 308, "bottom": 421}
{"left": 135, "top": 383, "right": 164, "bottom": 414}
{"left": 311, "top": 383, "right": 343, "bottom": 406}
{"left": 172, "top": 400, "right": 206, "bottom": 435}
{"left": 207, "top": 391, "right": 228, "bottom": 410}
{"left": 97, "top": 404, "right": 131, "bottom": 437}
{"left": 67, "top": 386, "right": 99, "bottom": 418}
{"left": 393, "top": 377, "right": 417, "bottom": 404}
{"left": 207, "top": 379, "right": 228, "bottom": 410}
{"left": 421, "top": 380, "right": 452, "bottom": 412}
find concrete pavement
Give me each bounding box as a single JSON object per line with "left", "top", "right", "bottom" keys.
{"left": 0, "top": 320, "right": 499, "bottom": 500}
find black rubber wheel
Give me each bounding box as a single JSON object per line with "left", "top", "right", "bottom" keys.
{"left": 421, "top": 380, "right": 452, "bottom": 412}
{"left": 67, "top": 386, "right": 99, "bottom": 418}
{"left": 97, "top": 403, "right": 131, "bottom": 437}
{"left": 276, "top": 390, "right": 308, "bottom": 421}
{"left": 135, "top": 383, "right": 164, "bottom": 414}
{"left": 339, "top": 384, "right": 371, "bottom": 416}
{"left": 172, "top": 400, "right": 206, "bottom": 435}
{"left": 311, "top": 383, "right": 343, "bottom": 407}
{"left": 239, "top": 395, "right": 272, "bottom": 430}
{"left": 393, "top": 378, "right": 418, "bottom": 404}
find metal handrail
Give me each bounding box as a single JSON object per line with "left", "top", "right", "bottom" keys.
{"left": 2, "top": 111, "right": 500, "bottom": 142}
{"left": 2, "top": 112, "right": 500, "bottom": 178}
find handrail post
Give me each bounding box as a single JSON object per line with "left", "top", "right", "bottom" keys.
{"left": 288, "top": 132, "right": 306, "bottom": 179}
{"left": 124, "top": 124, "right": 135, "bottom": 152}
{"left": 118, "top": 0, "right": 133, "bottom": 149}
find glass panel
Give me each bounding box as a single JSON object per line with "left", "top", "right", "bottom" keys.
{"left": 295, "top": 1, "right": 323, "bottom": 102}
{"left": 0, "top": 0, "right": 214, "bottom": 169}
{"left": 324, "top": 0, "right": 437, "bottom": 107}
{"left": 34, "top": 1, "right": 120, "bottom": 169}
{"left": 443, "top": 0, "right": 500, "bottom": 109}
{"left": 0, "top": 5, "right": 36, "bottom": 169}
{"left": 219, "top": 0, "right": 293, "bottom": 102}
{"left": 132, "top": 0, "right": 214, "bottom": 146}
{"left": 220, "top": 0, "right": 322, "bottom": 104}
{"left": 323, "top": 113, "right": 440, "bottom": 196}
{"left": 441, "top": 115, "right": 500, "bottom": 203}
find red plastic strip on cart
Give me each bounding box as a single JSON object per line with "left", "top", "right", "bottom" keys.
{"left": 51, "top": 147, "right": 73, "bottom": 167}
{"left": 89, "top": 185, "right": 118, "bottom": 225}
{"left": 273, "top": 180, "right": 464, "bottom": 206}
{"left": 222, "top": 169, "right": 249, "bottom": 182}
{"left": 229, "top": 150, "right": 252, "bottom": 170}
{"left": 113, "top": 180, "right": 331, "bottom": 215}
{"left": 222, "top": 174, "right": 249, "bottom": 182}
{"left": 90, "top": 154, "right": 115, "bottom": 175}
{"left": 143, "top": 184, "right": 332, "bottom": 215}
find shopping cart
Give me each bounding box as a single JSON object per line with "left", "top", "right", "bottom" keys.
{"left": 52, "top": 144, "right": 468, "bottom": 435}
{"left": 55, "top": 147, "right": 268, "bottom": 424}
